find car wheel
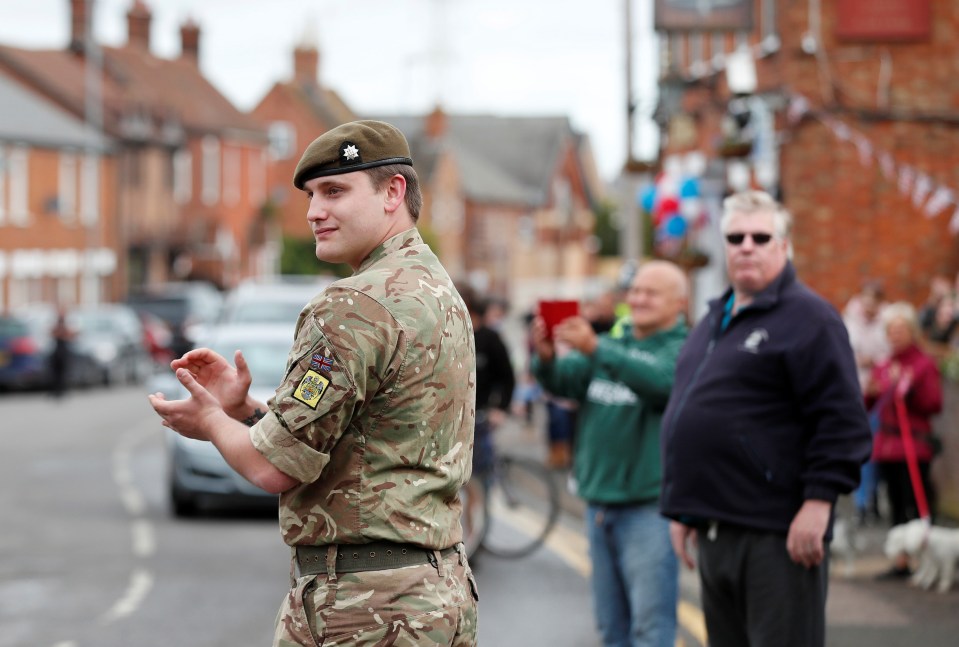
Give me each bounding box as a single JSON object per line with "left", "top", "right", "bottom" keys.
{"left": 170, "top": 484, "right": 199, "bottom": 518}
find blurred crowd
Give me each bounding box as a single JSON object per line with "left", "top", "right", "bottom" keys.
{"left": 842, "top": 276, "right": 952, "bottom": 542}
{"left": 477, "top": 268, "right": 955, "bottom": 580}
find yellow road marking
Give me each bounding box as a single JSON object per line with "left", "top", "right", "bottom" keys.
{"left": 488, "top": 499, "right": 708, "bottom": 646}
{"left": 678, "top": 599, "right": 708, "bottom": 646}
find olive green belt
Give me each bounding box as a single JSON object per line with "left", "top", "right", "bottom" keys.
{"left": 295, "top": 541, "right": 458, "bottom": 576}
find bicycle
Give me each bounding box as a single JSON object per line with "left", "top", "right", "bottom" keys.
{"left": 460, "top": 453, "right": 561, "bottom": 559}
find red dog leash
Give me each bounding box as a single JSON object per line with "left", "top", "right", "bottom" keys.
{"left": 893, "top": 374, "right": 931, "bottom": 522}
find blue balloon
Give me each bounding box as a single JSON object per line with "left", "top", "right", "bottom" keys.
{"left": 679, "top": 177, "right": 700, "bottom": 198}
{"left": 664, "top": 214, "right": 687, "bottom": 237}
{"left": 639, "top": 185, "right": 657, "bottom": 212}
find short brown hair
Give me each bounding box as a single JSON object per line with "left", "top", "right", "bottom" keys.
{"left": 365, "top": 164, "right": 423, "bottom": 222}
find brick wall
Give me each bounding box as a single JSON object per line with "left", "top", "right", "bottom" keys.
{"left": 778, "top": 0, "right": 959, "bottom": 308}
{"left": 661, "top": 0, "right": 959, "bottom": 310}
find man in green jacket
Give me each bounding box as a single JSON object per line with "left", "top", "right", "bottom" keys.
{"left": 531, "top": 260, "right": 688, "bottom": 647}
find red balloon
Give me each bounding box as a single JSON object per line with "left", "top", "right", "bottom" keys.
{"left": 659, "top": 196, "right": 679, "bottom": 214}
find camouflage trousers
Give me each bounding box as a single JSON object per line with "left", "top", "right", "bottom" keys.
{"left": 273, "top": 545, "right": 478, "bottom": 646}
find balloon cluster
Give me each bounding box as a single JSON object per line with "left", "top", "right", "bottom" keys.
{"left": 638, "top": 163, "right": 708, "bottom": 259}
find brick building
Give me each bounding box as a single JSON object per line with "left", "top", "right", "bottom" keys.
{"left": 251, "top": 40, "right": 356, "bottom": 241}
{"left": 0, "top": 74, "right": 116, "bottom": 310}
{"left": 0, "top": 0, "right": 272, "bottom": 305}
{"left": 654, "top": 0, "right": 959, "bottom": 309}
{"left": 383, "top": 110, "right": 603, "bottom": 314}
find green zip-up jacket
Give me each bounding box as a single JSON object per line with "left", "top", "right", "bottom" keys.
{"left": 532, "top": 322, "right": 687, "bottom": 505}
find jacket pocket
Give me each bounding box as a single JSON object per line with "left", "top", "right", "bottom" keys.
{"left": 737, "top": 432, "right": 802, "bottom": 493}
{"left": 738, "top": 434, "right": 774, "bottom": 483}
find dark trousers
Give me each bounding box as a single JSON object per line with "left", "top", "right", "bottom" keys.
{"left": 697, "top": 524, "right": 828, "bottom": 647}
{"left": 879, "top": 461, "right": 935, "bottom": 525}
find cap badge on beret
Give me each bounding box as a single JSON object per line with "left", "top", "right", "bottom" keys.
{"left": 293, "top": 120, "right": 414, "bottom": 189}
{"left": 341, "top": 143, "right": 360, "bottom": 162}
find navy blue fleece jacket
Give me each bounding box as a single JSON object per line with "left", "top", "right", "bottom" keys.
{"left": 659, "top": 263, "right": 872, "bottom": 536}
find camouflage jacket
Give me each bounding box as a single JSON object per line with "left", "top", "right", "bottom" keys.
{"left": 250, "top": 229, "right": 476, "bottom": 549}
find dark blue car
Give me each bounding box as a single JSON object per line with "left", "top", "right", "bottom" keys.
{"left": 0, "top": 314, "right": 47, "bottom": 390}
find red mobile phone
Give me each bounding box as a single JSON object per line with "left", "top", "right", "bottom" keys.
{"left": 538, "top": 300, "right": 579, "bottom": 339}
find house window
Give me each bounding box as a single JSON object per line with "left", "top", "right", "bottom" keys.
{"left": 552, "top": 177, "right": 573, "bottom": 226}
{"left": 59, "top": 152, "right": 77, "bottom": 223}
{"left": 519, "top": 215, "right": 535, "bottom": 245}
{"left": 762, "top": 0, "right": 777, "bottom": 39}
{"left": 8, "top": 277, "right": 27, "bottom": 309}
{"left": 174, "top": 148, "right": 193, "bottom": 204}
{"left": 80, "top": 153, "right": 99, "bottom": 228}
{"left": 128, "top": 149, "right": 141, "bottom": 186}
{"left": 712, "top": 32, "right": 725, "bottom": 66}
{"left": 224, "top": 145, "right": 240, "bottom": 206}
{"left": 268, "top": 122, "right": 296, "bottom": 160}
{"left": 9, "top": 146, "right": 29, "bottom": 227}
{"left": 56, "top": 275, "right": 76, "bottom": 306}
{"left": 0, "top": 145, "right": 6, "bottom": 226}
{"left": 0, "top": 250, "right": 6, "bottom": 309}
{"left": 690, "top": 32, "right": 704, "bottom": 75}
{"left": 248, "top": 149, "right": 266, "bottom": 207}
{"left": 202, "top": 135, "right": 221, "bottom": 206}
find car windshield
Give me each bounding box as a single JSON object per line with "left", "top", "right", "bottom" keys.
{"left": 210, "top": 339, "right": 290, "bottom": 390}
{"left": 73, "top": 311, "right": 117, "bottom": 333}
{"left": 227, "top": 301, "right": 309, "bottom": 325}
{"left": 127, "top": 296, "right": 190, "bottom": 325}
{"left": 0, "top": 317, "right": 28, "bottom": 336}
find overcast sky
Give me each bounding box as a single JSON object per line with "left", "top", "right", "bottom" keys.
{"left": 0, "top": 0, "right": 660, "bottom": 182}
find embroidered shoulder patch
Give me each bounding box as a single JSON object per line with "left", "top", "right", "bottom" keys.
{"left": 292, "top": 369, "right": 330, "bottom": 409}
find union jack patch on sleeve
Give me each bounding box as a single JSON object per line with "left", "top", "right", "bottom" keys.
{"left": 309, "top": 352, "right": 334, "bottom": 372}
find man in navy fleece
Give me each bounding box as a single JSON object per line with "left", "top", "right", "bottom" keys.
{"left": 660, "top": 190, "right": 872, "bottom": 647}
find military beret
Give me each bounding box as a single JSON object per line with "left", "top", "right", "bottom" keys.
{"left": 293, "top": 120, "right": 413, "bottom": 189}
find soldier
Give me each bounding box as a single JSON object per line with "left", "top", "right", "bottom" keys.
{"left": 149, "top": 120, "right": 478, "bottom": 646}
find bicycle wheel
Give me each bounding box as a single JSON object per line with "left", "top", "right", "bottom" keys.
{"left": 459, "top": 477, "right": 488, "bottom": 560}
{"left": 481, "top": 455, "right": 560, "bottom": 558}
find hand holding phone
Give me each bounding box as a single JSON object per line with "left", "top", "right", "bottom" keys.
{"left": 538, "top": 300, "right": 579, "bottom": 340}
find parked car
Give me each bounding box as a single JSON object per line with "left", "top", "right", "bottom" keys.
{"left": 155, "top": 323, "right": 294, "bottom": 516}
{"left": 71, "top": 304, "right": 154, "bottom": 385}
{"left": 0, "top": 313, "right": 47, "bottom": 391}
{"left": 217, "top": 275, "right": 335, "bottom": 328}
{"left": 8, "top": 305, "right": 103, "bottom": 391}
{"left": 137, "top": 310, "right": 175, "bottom": 366}
{"left": 126, "top": 281, "right": 223, "bottom": 358}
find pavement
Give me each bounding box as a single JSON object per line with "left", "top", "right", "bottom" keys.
{"left": 493, "top": 409, "right": 959, "bottom": 646}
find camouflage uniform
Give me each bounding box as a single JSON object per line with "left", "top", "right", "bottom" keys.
{"left": 251, "top": 229, "right": 478, "bottom": 646}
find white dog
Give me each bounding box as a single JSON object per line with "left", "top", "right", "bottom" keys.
{"left": 884, "top": 519, "right": 959, "bottom": 593}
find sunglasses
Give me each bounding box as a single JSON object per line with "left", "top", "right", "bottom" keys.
{"left": 724, "top": 232, "right": 774, "bottom": 246}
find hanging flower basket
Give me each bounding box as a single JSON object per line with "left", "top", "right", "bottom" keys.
{"left": 717, "top": 140, "right": 753, "bottom": 158}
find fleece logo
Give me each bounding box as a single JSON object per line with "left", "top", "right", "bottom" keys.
{"left": 739, "top": 328, "right": 769, "bottom": 354}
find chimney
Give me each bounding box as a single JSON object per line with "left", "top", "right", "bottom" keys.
{"left": 293, "top": 45, "right": 319, "bottom": 88}
{"left": 69, "top": 0, "right": 91, "bottom": 53}
{"left": 126, "top": 1, "right": 152, "bottom": 51}
{"left": 180, "top": 18, "right": 200, "bottom": 64}
{"left": 425, "top": 105, "right": 448, "bottom": 140}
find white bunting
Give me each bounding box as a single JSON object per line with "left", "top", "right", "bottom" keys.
{"left": 831, "top": 121, "right": 852, "bottom": 142}
{"left": 720, "top": 69, "right": 959, "bottom": 233}
{"left": 853, "top": 135, "right": 873, "bottom": 167}
{"left": 924, "top": 187, "right": 954, "bottom": 218}
{"left": 898, "top": 166, "right": 915, "bottom": 196}
{"left": 912, "top": 173, "right": 933, "bottom": 208}
{"left": 787, "top": 95, "right": 810, "bottom": 125}
{"left": 878, "top": 152, "right": 896, "bottom": 181}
